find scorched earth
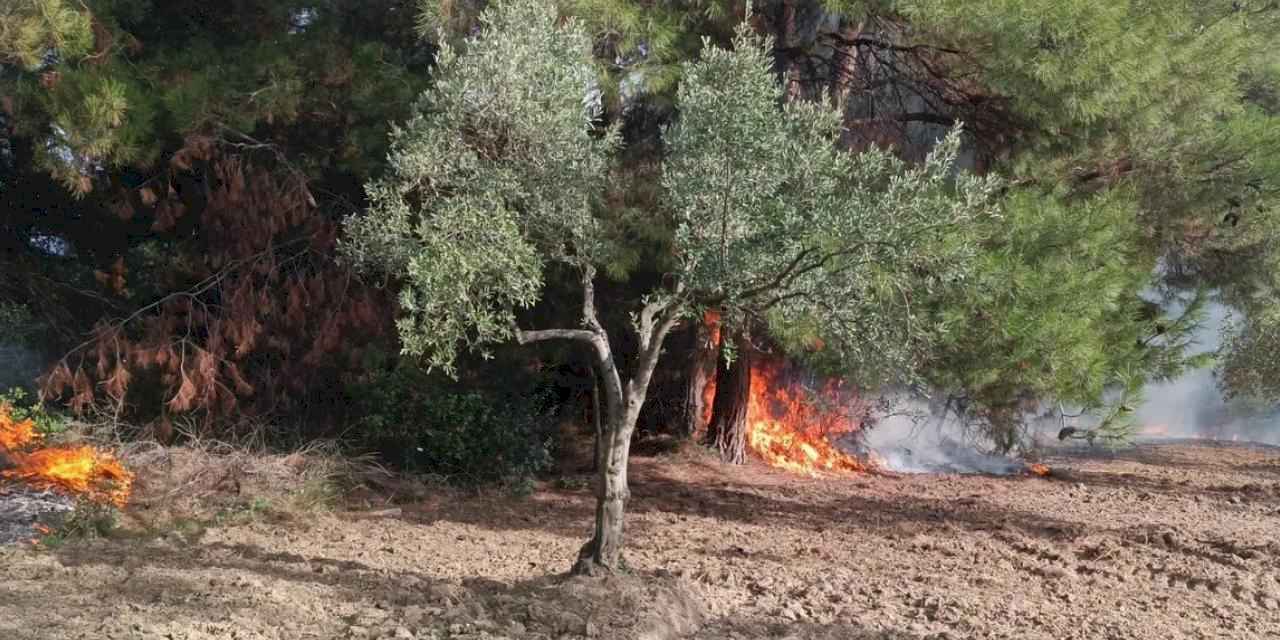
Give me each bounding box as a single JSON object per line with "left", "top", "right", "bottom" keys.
{"left": 2, "top": 440, "right": 1279, "bottom": 640}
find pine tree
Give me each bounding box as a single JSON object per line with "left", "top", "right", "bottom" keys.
{"left": 2, "top": 1, "right": 430, "bottom": 428}
{"left": 0, "top": 1, "right": 93, "bottom": 69}
{"left": 917, "top": 188, "right": 1209, "bottom": 450}
{"left": 752, "top": 1, "right": 1280, "bottom": 436}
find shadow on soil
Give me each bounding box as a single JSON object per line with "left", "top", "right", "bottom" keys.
{"left": 20, "top": 534, "right": 943, "bottom": 640}
{"left": 404, "top": 460, "right": 1093, "bottom": 545}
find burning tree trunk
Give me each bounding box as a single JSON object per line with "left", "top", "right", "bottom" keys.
{"left": 681, "top": 311, "right": 721, "bottom": 439}
{"left": 706, "top": 333, "right": 752, "bottom": 464}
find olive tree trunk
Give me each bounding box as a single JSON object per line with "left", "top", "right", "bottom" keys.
{"left": 705, "top": 333, "right": 752, "bottom": 464}
{"left": 574, "top": 404, "right": 634, "bottom": 575}
{"left": 517, "top": 266, "right": 683, "bottom": 574}
{"left": 590, "top": 372, "right": 602, "bottom": 472}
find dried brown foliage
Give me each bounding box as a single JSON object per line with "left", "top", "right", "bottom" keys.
{"left": 41, "top": 137, "right": 391, "bottom": 436}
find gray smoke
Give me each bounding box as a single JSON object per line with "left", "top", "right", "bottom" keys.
{"left": 841, "top": 393, "right": 1029, "bottom": 475}
{"left": 0, "top": 342, "right": 45, "bottom": 393}
{"left": 843, "top": 294, "right": 1280, "bottom": 473}
{"left": 1135, "top": 298, "right": 1280, "bottom": 446}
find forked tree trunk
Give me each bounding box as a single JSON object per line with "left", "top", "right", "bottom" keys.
{"left": 517, "top": 266, "right": 684, "bottom": 575}
{"left": 706, "top": 334, "right": 751, "bottom": 464}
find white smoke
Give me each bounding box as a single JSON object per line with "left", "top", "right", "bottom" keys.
{"left": 835, "top": 291, "right": 1280, "bottom": 474}
{"left": 1135, "top": 298, "right": 1280, "bottom": 446}
{"left": 0, "top": 342, "right": 45, "bottom": 393}
{"left": 1133, "top": 298, "right": 1227, "bottom": 438}
{"left": 841, "top": 393, "right": 1029, "bottom": 475}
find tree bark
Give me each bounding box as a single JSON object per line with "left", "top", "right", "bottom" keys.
{"left": 572, "top": 413, "right": 632, "bottom": 575}
{"left": 706, "top": 333, "right": 752, "bottom": 464}
{"left": 590, "top": 370, "right": 602, "bottom": 473}
{"left": 516, "top": 266, "right": 685, "bottom": 575}
{"left": 681, "top": 314, "right": 720, "bottom": 439}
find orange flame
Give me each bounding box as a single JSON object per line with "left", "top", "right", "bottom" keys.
{"left": 1141, "top": 424, "right": 1170, "bottom": 437}
{"left": 0, "top": 409, "right": 37, "bottom": 450}
{"left": 1027, "top": 463, "right": 1051, "bottom": 477}
{"left": 745, "top": 360, "right": 869, "bottom": 475}
{"left": 0, "top": 405, "right": 133, "bottom": 508}
{"left": 698, "top": 311, "right": 722, "bottom": 430}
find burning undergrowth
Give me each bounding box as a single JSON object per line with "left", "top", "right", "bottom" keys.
{"left": 724, "top": 357, "right": 1049, "bottom": 477}
{"left": 850, "top": 395, "right": 1056, "bottom": 476}
{"left": 0, "top": 405, "right": 133, "bottom": 508}
{"left": 743, "top": 359, "right": 872, "bottom": 475}
{"left": 0, "top": 404, "right": 133, "bottom": 545}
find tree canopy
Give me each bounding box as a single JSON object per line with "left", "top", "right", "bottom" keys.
{"left": 1, "top": 0, "right": 1279, "bottom": 483}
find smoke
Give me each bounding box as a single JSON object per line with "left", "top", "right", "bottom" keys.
{"left": 841, "top": 294, "right": 1280, "bottom": 474}
{"left": 0, "top": 342, "right": 45, "bottom": 393}
{"left": 1135, "top": 298, "right": 1280, "bottom": 446}
{"left": 1133, "top": 298, "right": 1228, "bottom": 438}
{"left": 841, "top": 394, "right": 1028, "bottom": 475}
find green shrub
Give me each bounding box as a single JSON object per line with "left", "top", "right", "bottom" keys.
{"left": 39, "top": 500, "right": 120, "bottom": 548}
{"left": 347, "top": 363, "right": 557, "bottom": 486}
{"left": 1, "top": 387, "right": 71, "bottom": 436}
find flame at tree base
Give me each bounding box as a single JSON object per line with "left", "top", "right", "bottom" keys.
{"left": 747, "top": 421, "right": 869, "bottom": 475}
{"left": 744, "top": 359, "right": 872, "bottom": 476}
{"left": 0, "top": 406, "right": 133, "bottom": 508}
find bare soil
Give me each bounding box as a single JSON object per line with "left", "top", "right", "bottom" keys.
{"left": 3, "top": 440, "right": 1280, "bottom": 640}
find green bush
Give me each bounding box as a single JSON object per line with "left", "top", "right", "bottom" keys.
{"left": 347, "top": 363, "right": 557, "bottom": 486}
{"left": 37, "top": 500, "right": 121, "bottom": 549}
{"left": 1, "top": 387, "right": 71, "bottom": 436}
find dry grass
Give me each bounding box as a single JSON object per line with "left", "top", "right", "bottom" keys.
{"left": 66, "top": 419, "right": 393, "bottom": 536}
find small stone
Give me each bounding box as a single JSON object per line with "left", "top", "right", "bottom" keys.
{"left": 584, "top": 620, "right": 599, "bottom": 637}
{"left": 394, "top": 626, "right": 414, "bottom": 639}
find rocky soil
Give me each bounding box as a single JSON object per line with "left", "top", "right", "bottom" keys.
{"left": 2, "top": 440, "right": 1280, "bottom": 639}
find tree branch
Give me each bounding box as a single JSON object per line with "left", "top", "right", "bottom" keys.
{"left": 580, "top": 264, "right": 606, "bottom": 335}
{"left": 826, "top": 33, "right": 966, "bottom": 57}
{"left": 626, "top": 289, "right": 686, "bottom": 410}
{"left": 515, "top": 329, "right": 600, "bottom": 345}
{"left": 847, "top": 112, "right": 957, "bottom": 128}
{"left": 736, "top": 247, "right": 816, "bottom": 302}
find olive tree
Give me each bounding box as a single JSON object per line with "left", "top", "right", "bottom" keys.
{"left": 345, "top": 1, "right": 997, "bottom": 575}
{"left": 668, "top": 24, "right": 1001, "bottom": 461}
